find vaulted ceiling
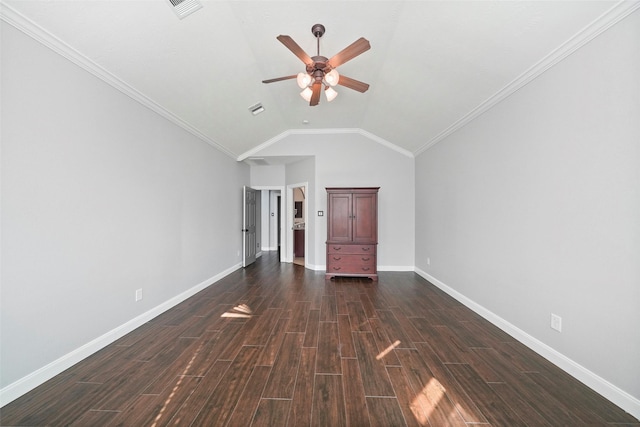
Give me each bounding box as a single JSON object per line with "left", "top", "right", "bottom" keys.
{"left": 2, "top": 1, "right": 630, "bottom": 160}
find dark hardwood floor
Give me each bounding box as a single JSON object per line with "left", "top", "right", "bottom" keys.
{"left": 1, "top": 252, "right": 638, "bottom": 426}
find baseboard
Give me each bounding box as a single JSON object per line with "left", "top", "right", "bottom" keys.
{"left": 311, "top": 265, "right": 415, "bottom": 272}
{"left": 378, "top": 265, "right": 414, "bottom": 272}
{"left": 414, "top": 267, "right": 640, "bottom": 420}
{"left": 0, "top": 262, "right": 242, "bottom": 407}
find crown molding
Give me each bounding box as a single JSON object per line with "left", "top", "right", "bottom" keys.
{"left": 237, "top": 127, "right": 414, "bottom": 162}
{"left": 414, "top": 0, "right": 640, "bottom": 156}
{"left": 0, "top": 2, "right": 237, "bottom": 159}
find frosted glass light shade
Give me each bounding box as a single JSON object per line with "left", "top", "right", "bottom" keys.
{"left": 325, "top": 69, "right": 340, "bottom": 86}
{"left": 325, "top": 86, "right": 338, "bottom": 102}
{"left": 300, "top": 87, "right": 313, "bottom": 102}
{"left": 297, "top": 72, "right": 312, "bottom": 89}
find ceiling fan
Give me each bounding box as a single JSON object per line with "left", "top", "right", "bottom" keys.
{"left": 262, "top": 24, "right": 370, "bottom": 106}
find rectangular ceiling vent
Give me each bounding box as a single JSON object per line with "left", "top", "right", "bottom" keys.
{"left": 167, "top": 0, "right": 203, "bottom": 19}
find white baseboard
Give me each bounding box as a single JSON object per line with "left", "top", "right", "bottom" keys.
{"left": 0, "top": 262, "right": 242, "bottom": 407}
{"left": 378, "top": 265, "right": 414, "bottom": 272}
{"left": 312, "top": 265, "right": 415, "bottom": 272}
{"left": 414, "top": 267, "right": 640, "bottom": 420}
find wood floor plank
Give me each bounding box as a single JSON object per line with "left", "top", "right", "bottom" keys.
{"left": 414, "top": 324, "right": 469, "bottom": 364}
{"left": 256, "top": 317, "right": 290, "bottom": 366}
{"left": 107, "top": 376, "right": 201, "bottom": 427}
{"left": 94, "top": 336, "right": 197, "bottom": 411}
{"left": 337, "top": 314, "right": 356, "bottom": 358}
{"left": 303, "top": 309, "right": 320, "bottom": 348}
{"left": 242, "top": 307, "right": 283, "bottom": 346}
{"left": 288, "top": 301, "right": 312, "bottom": 332}
{"left": 412, "top": 342, "right": 487, "bottom": 424}
{"left": 251, "top": 398, "right": 293, "bottom": 427}
{"left": 366, "top": 397, "right": 407, "bottom": 427}
{"left": 190, "top": 346, "right": 261, "bottom": 426}
{"left": 386, "top": 366, "right": 429, "bottom": 427}
{"left": 336, "top": 291, "right": 349, "bottom": 315}
{"left": 394, "top": 349, "right": 467, "bottom": 427}
{"left": 359, "top": 292, "right": 378, "bottom": 319}
{"left": 320, "top": 295, "right": 338, "bottom": 322}
{"left": 368, "top": 317, "right": 402, "bottom": 366}
{"left": 312, "top": 374, "right": 347, "bottom": 427}
{"left": 316, "top": 321, "right": 342, "bottom": 374}
{"left": 288, "top": 347, "right": 317, "bottom": 427}
{"left": 376, "top": 309, "right": 417, "bottom": 349}
{"left": 225, "top": 365, "right": 271, "bottom": 426}
{"left": 262, "top": 333, "right": 305, "bottom": 398}
{"left": 164, "top": 359, "right": 231, "bottom": 426}
{"left": 446, "top": 363, "right": 527, "bottom": 426}
{"left": 342, "top": 358, "right": 371, "bottom": 426}
{"left": 470, "top": 346, "right": 577, "bottom": 425}
{"left": 352, "top": 332, "right": 395, "bottom": 397}
{"left": 144, "top": 334, "right": 213, "bottom": 394}
{"left": 67, "top": 409, "right": 120, "bottom": 426}
{"left": 347, "top": 301, "right": 372, "bottom": 332}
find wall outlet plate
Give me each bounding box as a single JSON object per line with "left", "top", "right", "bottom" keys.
{"left": 551, "top": 313, "right": 562, "bottom": 332}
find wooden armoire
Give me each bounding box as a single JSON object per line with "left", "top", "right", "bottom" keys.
{"left": 325, "top": 187, "right": 379, "bottom": 281}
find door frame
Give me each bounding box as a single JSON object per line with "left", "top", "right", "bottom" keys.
{"left": 251, "top": 185, "right": 286, "bottom": 263}
{"left": 287, "top": 182, "right": 308, "bottom": 266}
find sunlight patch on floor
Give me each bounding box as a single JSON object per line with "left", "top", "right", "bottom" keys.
{"left": 221, "top": 304, "right": 253, "bottom": 318}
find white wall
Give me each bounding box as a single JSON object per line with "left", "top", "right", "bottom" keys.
{"left": 253, "top": 132, "right": 415, "bottom": 270}
{"left": 1, "top": 24, "right": 248, "bottom": 398}
{"left": 415, "top": 9, "right": 640, "bottom": 415}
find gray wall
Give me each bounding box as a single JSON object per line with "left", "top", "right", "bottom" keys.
{"left": 415, "top": 9, "right": 639, "bottom": 407}
{"left": 1, "top": 24, "right": 248, "bottom": 392}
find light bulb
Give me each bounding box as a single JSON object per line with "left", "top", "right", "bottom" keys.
{"left": 300, "top": 87, "right": 313, "bottom": 102}
{"left": 297, "top": 72, "right": 312, "bottom": 89}
{"left": 325, "top": 69, "right": 340, "bottom": 87}
{"left": 325, "top": 86, "right": 338, "bottom": 102}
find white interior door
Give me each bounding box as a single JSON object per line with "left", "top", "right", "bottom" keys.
{"left": 242, "top": 186, "right": 258, "bottom": 267}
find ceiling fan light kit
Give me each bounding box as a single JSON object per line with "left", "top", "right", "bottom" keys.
{"left": 263, "top": 24, "right": 371, "bottom": 106}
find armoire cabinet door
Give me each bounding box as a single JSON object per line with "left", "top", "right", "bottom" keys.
{"left": 352, "top": 192, "right": 377, "bottom": 243}
{"left": 327, "top": 192, "right": 352, "bottom": 242}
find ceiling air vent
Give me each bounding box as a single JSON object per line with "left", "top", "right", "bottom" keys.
{"left": 167, "top": 0, "right": 203, "bottom": 19}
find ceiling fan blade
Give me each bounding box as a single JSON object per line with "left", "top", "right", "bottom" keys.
{"left": 337, "top": 75, "right": 370, "bottom": 93}
{"left": 262, "top": 75, "right": 297, "bottom": 84}
{"left": 277, "top": 35, "right": 313, "bottom": 65}
{"left": 327, "top": 37, "right": 371, "bottom": 68}
{"left": 310, "top": 82, "right": 322, "bottom": 106}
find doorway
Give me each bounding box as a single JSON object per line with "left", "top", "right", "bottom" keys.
{"left": 289, "top": 184, "right": 307, "bottom": 267}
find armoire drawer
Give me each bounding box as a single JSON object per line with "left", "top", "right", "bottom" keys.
{"left": 326, "top": 254, "right": 376, "bottom": 274}
{"left": 327, "top": 244, "right": 376, "bottom": 255}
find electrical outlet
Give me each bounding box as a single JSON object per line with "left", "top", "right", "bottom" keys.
{"left": 551, "top": 313, "right": 562, "bottom": 332}
{"left": 135, "top": 289, "right": 143, "bottom": 302}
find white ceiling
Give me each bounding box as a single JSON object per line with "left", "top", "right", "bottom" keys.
{"left": 2, "top": 0, "right": 631, "bottom": 160}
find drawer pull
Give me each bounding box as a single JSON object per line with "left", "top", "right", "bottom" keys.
{"left": 362, "top": 247, "right": 370, "bottom": 251}
{"left": 333, "top": 246, "right": 342, "bottom": 251}
{"left": 362, "top": 267, "right": 370, "bottom": 271}
{"left": 362, "top": 257, "right": 370, "bottom": 261}
{"left": 333, "top": 257, "right": 342, "bottom": 261}
{"left": 333, "top": 266, "right": 342, "bottom": 271}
